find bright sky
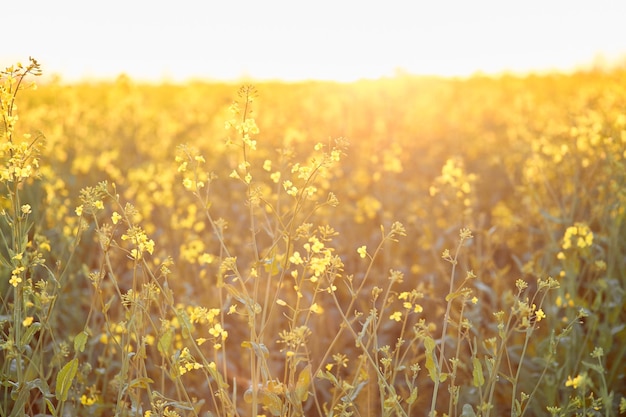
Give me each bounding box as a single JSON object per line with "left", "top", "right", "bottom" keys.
{"left": 3, "top": 1, "right": 626, "bottom": 82}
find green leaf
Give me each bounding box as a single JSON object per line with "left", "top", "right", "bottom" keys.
{"left": 259, "top": 389, "right": 283, "bottom": 416}
{"left": 55, "top": 358, "right": 79, "bottom": 401}
{"left": 25, "top": 378, "right": 53, "bottom": 398}
{"left": 262, "top": 247, "right": 283, "bottom": 276}
{"left": 406, "top": 387, "right": 418, "bottom": 405}
{"left": 472, "top": 357, "right": 485, "bottom": 387}
{"left": 424, "top": 336, "right": 439, "bottom": 383}
{"left": 294, "top": 365, "right": 311, "bottom": 403}
{"left": 445, "top": 289, "right": 464, "bottom": 302}
{"left": 74, "top": 330, "right": 88, "bottom": 353}
{"left": 158, "top": 328, "right": 173, "bottom": 356}
{"left": 20, "top": 322, "right": 42, "bottom": 347}
{"left": 513, "top": 398, "right": 522, "bottom": 417}
{"left": 45, "top": 398, "right": 56, "bottom": 415}
{"left": 582, "top": 360, "right": 605, "bottom": 374}
{"left": 128, "top": 377, "right": 154, "bottom": 389}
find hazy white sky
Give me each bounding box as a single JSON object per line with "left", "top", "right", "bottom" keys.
{"left": 3, "top": 1, "right": 626, "bottom": 82}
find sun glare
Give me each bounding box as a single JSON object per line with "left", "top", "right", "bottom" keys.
{"left": 2, "top": 1, "right": 626, "bottom": 82}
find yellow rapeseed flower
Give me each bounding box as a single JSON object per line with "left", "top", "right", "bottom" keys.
{"left": 535, "top": 308, "right": 546, "bottom": 322}
{"left": 565, "top": 374, "right": 584, "bottom": 389}
{"left": 289, "top": 251, "right": 303, "bottom": 265}
{"left": 270, "top": 171, "right": 281, "bottom": 183}
{"left": 310, "top": 303, "right": 323, "bottom": 314}
{"left": 80, "top": 394, "right": 97, "bottom": 406}
{"left": 389, "top": 311, "right": 402, "bottom": 322}
{"left": 182, "top": 177, "right": 193, "bottom": 189}
{"left": 111, "top": 211, "right": 122, "bottom": 224}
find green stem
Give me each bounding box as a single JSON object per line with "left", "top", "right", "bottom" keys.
{"left": 429, "top": 236, "right": 464, "bottom": 416}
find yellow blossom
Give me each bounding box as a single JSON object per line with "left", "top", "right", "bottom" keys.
{"left": 535, "top": 308, "right": 546, "bottom": 322}
{"left": 209, "top": 323, "right": 228, "bottom": 340}
{"left": 310, "top": 303, "right": 323, "bottom": 314}
{"left": 182, "top": 178, "right": 193, "bottom": 189}
{"left": 389, "top": 311, "right": 403, "bottom": 322}
{"left": 198, "top": 253, "right": 215, "bottom": 265}
{"left": 308, "top": 237, "right": 324, "bottom": 253}
{"left": 9, "top": 273, "right": 23, "bottom": 287}
{"left": 289, "top": 251, "right": 303, "bottom": 265}
{"left": 565, "top": 374, "right": 585, "bottom": 389}
{"left": 111, "top": 211, "right": 122, "bottom": 224}
{"left": 80, "top": 394, "right": 97, "bottom": 406}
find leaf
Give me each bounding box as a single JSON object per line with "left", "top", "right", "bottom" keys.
{"left": 513, "top": 398, "right": 522, "bottom": 417}
{"left": 460, "top": 404, "right": 477, "bottom": 417}
{"left": 472, "top": 357, "right": 484, "bottom": 387}
{"left": 582, "top": 360, "right": 605, "bottom": 374}
{"left": 406, "top": 387, "right": 418, "bottom": 405}
{"left": 45, "top": 398, "right": 56, "bottom": 415}
{"left": 158, "top": 328, "right": 173, "bottom": 356}
{"left": 258, "top": 389, "right": 283, "bottom": 416}
{"left": 26, "top": 378, "right": 52, "bottom": 398}
{"left": 263, "top": 257, "right": 281, "bottom": 275}
{"left": 342, "top": 380, "right": 367, "bottom": 402}
{"left": 103, "top": 296, "right": 115, "bottom": 314}
{"left": 55, "top": 358, "right": 78, "bottom": 401}
{"left": 262, "top": 247, "right": 283, "bottom": 276}
{"left": 424, "top": 336, "right": 439, "bottom": 383}
{"left": 319, "top": 370, "right": 339, "bottom": 385}
{"left": 445, "top": 289, "right": 464, "bottom": 302}
{"left": 74, "top": 330, "right": 88, "bottom": 353}
{"left": 294, "top": 364, "right": 312, "bottom": 402}
{"left": 20, "top": 322, "right": 42, "bottom": 346}
{"left": 128, "top": 377, "right": 154, "bottom": 389}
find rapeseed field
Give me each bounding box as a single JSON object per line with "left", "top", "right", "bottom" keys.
{"left": 1, "top": 57, "right": 625, "bottom": 416}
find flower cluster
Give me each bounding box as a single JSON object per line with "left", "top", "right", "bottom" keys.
{"left": 121, "top": 225, "right": 155, "bottom": 260}
{"left": 177, "top": 347, "right": 203, "bottom": 376}
{"left": 561, "top": 222, "right": 594, "bottom": 250}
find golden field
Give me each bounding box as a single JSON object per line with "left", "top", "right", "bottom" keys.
{"left": 1, "top": 59, "right": 625, "bottom": 416}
